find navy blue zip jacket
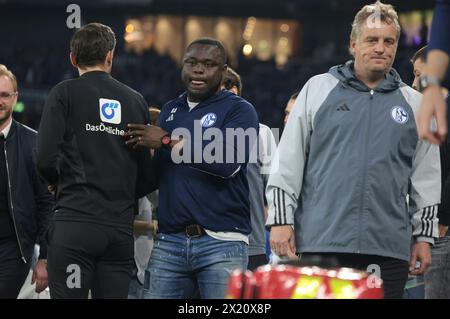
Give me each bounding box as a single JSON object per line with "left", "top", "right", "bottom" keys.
{"left": 5, "top": 120, "right": 54, "bottom": 261}
{"left": 156, "top": 90, "right": 259, "bottom": 234}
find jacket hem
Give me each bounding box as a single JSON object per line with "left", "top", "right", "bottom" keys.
{"left": 298, "top": 246, "right": 410, "bottom": 262}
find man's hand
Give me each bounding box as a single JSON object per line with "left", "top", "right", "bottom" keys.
{"left": 417, "top": 85, "right": 447, "bottom": 144}
{"left": 125, "top": 124, "right": 167, "bottom": 149}
{"left": 409, "top": 242, "right": 432, "bottom": 275}
{"left": 32, "top": 259, "right": 48, "bottom": 293}
{"left": 151, "top": 220, "right": 158, "bottom": 240}
{"left": 439, "top": 224, "right": 449, "bottom": 237}
{"left": 270, "top": 225, "right": 296, "bottom": 259}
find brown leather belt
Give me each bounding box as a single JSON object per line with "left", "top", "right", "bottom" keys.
{"left": 185, "top": 224, "right": 205, "bottom": 238}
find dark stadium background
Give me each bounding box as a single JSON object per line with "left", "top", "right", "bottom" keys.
{"left": 0, "top": 0, "right": 437, "bottom": 130}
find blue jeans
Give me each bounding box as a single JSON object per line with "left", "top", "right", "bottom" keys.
{"left": 128, "top": 276, "right": 144, "bottom": 299}
{"left": 143, "top": 232, "right": 248, "bottom": 299}
{"left": 128, "top": 265, "right": 144, "bottom": 299}
{"left": 424, "top": 236, "right": 450, "bottom": 299}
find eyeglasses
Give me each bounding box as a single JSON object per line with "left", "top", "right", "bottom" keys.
{"left": 0, "top": 92, "right": 17, "bottom": 101}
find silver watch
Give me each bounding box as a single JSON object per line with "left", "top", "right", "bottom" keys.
{"left": 419, "top": 75, "right": 440, "bottom": 92}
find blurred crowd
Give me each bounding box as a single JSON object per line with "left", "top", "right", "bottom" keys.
{"left": 0, "top": 40, "right": 425, "bottom": 130}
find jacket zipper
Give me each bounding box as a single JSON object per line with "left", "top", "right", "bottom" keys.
{"left": 4, "top": 139, "right": 27, "bottom": 263}
{"left": 358, "top": 89, "right": 374, "bottom": 254}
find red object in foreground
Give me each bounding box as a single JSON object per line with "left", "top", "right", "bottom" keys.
{"left": 226, "top": 265, "right": 383, "bottom": 299}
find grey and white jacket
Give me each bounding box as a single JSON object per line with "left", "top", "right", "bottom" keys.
{"left": 266, "top": 61, "right": 441, "bottom": 262}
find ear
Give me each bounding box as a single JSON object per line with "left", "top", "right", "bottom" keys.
{"left": 106, "top": 50, "right": 114, "bottom": 66}
{"left": 349, "top": 39, "right": 356, "bottom": 56}
{"left": 69, "top": 52, "right": 78, "bottom": 68}
{"left": 12, "top": 91, "right": 18, "bottom": 106}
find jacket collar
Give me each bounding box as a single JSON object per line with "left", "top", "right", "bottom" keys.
{"left": 5, "top": 119, "right": 18, "bottom": 141}
{"left": 0, "top": 118, "right": 13, "bottom": 138}
{"left": 329, "top": 60, "right": 401, "bottom": 93}
{"left": 176, "top": 89, "right": 235, "bottom": 110}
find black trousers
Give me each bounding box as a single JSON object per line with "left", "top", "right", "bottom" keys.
{"left": 47, "top": 221, "right": 134, "bottom": 299}
{"left": 299, "top": 253, "right": 409, "bottom": 299}
{"left": 0, "top": 237, "right": 29, "bottom": 298}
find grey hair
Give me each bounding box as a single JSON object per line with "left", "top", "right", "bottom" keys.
{"left": 350, "top": 1, "right": 401, "bottom": 42}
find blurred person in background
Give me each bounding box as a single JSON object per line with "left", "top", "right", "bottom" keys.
{"left": 129, "top": 106, "right": 160, "bottom": 299}
{"left": 222, "top": 67, "right": 277, "bottom": 270}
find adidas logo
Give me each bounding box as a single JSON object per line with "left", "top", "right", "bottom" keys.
{"left": 336, "top": 104, "right": 350, "bottom": 111}
{"left": 166, "top": 114, "right": 174, "bottom": 122}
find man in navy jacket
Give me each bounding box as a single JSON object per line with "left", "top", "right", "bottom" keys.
{"left": 126, "top": 38, "right": 259, "bottom": 298}
{"left": 0, "top": 64, "right": 53, "bottom": 298}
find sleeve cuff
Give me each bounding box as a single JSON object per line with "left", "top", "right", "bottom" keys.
{"left": 415, "top": 236, "right": 435, "bottom": 246}
{"left": 411, "top": 205, "right": 439, "bottom": 238}
{"left": 38, "top": 245, "right": 48, "bottom": 259}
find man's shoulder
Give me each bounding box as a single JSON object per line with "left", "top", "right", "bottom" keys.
{"left": 295, "top": 73, "right": 340, "bottom": 102}
{"left": 258, "top": 123, "right": 274, "bottom": 138}
{"left": 308, "top": 72, "right": 339, "bottom": 87}
{"left": 11, "top": 121, "right": 37, "bottom": 148}
{"left": 225, "top": 93, "right": 256, "bottom": 114}
{"left": 399, "top": 82, "right": 422, "bottom": 98}
{"left": 259, "top": 123, "right": 270, "bottom": 131}
{"left": 228, "top": 96, "right": 258, "bottom": 125}
{"left": 294, "top": 73, "right": 339, "bottom": 113}
{"left": 161, "top": 94, "right": 184, "bottom": 113}
{"left": 108, "top": 77, "right": 146, "bottom": 101}
{"left": 398, "top": 82, "right": 422, "bottom": 110}
{"left": 14, "top": 121, "right": 37, "bottom": 136}
{"left": 49, "top": 78, "right": 75, "bottom": 94}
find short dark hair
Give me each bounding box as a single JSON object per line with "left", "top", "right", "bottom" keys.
{"left": 222, "top": 67, "right": 242, "bottom": 96}
{"left": 70, "top": 23, "right": 116, "bottom": 68}
{"left": 186, "top": 37, "right": 227, "bottom": 64}
{"left": 411, "top": 45, "right": 428, "bottom": 64}
{"left": 290, "top": 90, "right": 299, "bottom": 100}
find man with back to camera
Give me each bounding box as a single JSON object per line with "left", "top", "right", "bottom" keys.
{"left": 0, "top": 64, "right": 53, "bottom": 298}
{"left": 36, "top": 23, "right": 155, "bottom": 299}
{"left": 266, "top": 1, "right": 441, "bottom": 298}
{"left": 125, "top": 38, "right": 259, "bottom": 298}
